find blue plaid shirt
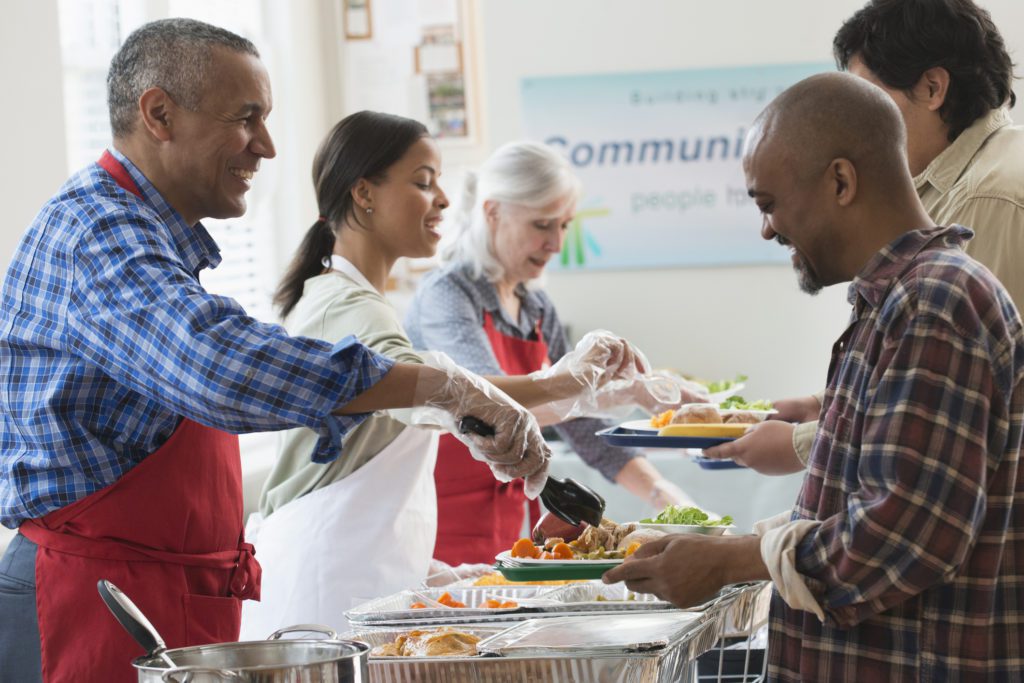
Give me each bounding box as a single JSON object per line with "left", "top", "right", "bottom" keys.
{"left": 0, "top": 150, "right": 394, "bottom": 528}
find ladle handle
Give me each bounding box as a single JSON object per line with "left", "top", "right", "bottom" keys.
{"left": 97, "top": 580, "right": 167, "bottom": 657}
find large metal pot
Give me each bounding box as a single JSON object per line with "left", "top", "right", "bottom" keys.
{"left": 97, "top": 579, "right": 368, "bottom": 682}
{"left": 132, "top": 625, "right": 369, "bottom": 682}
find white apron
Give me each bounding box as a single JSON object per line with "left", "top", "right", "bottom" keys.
{"left": 240, "top": 425, "right": 439, "bottom": 638}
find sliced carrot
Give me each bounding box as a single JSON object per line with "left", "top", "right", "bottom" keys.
{"left": 409, "top": 602, "right": 427, "bottom": 609}
{"left": 511, "top": 537, "right": 540, "bottom": 559}
{"left": 500, "top": 601, "right": 518, "bottom": 609}
{"left": 551, "top": 542, "right": 574, "bottom": 560}
{"left": 625, "top": 542, "right": 642, "bottom": 557}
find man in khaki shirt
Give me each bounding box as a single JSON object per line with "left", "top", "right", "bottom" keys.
{"left": 704, "top": 0, "right": 1024, "bottom": 474}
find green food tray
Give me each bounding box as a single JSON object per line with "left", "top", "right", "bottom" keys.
{"left": 493, "top": 561, "right": 620, "bottom": 581}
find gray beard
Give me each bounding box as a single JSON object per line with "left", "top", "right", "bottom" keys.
{"left": 793, "top": 256, "right": 822, "bottom": 295}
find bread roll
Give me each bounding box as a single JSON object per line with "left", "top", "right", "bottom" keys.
{"left": 671, "top": 404, "right": 722, "bottom": 424}
{"left": 616, "top": 527, "right": 667, "bottom": 550}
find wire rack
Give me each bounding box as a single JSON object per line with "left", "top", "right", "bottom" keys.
{"left": 696, "top": 582, "right": 772, "bottom": 683}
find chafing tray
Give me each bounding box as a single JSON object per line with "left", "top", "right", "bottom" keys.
{"left": 346, "top": 580, "right": 752, "bottom": 629}
{"left": 541, "top": 581, "right": 743, "bottom": 614}
{"left": 345, "top": 586, "right": 561, "bottom": 626}
{"left": 345, "top": 613, "right": 720, "bottom": 683}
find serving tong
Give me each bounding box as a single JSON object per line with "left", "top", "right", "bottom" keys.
{"left": 458, "top": 416, "right": 606, "bottom": 527}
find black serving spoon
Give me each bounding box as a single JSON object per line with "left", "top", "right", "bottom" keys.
{"left": 459, "top": 416, "right": 606, "bottom": 527}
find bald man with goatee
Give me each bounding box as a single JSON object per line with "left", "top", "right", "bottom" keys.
{"left": 605, "top": 72, "right": 1024, "bottom": 682}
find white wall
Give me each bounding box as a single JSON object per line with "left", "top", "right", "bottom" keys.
{"left": 473, "top": 0, "right": 1024, "bottom": 400}
{"left": 0, "top": 0, "right": 67, "bottom": 271}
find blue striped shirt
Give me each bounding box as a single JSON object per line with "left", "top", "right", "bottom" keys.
{"left": 0, "top": 150, "right": 393, "bottom": 528}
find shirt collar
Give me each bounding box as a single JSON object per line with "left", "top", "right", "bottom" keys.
{"left": 329, "top": 254, "right": 379, "bottom": 293}
{"left": 914, "top": 108, "right": 1012, "bottom": 195}
{"left": 848, "top": 225, "right": 974, "bottom": 308}
{"left": 457, "top": 262, "right": 542, "bottom": 327}
{"left": 108, "top": 148, "right": 223, "bottom": 273}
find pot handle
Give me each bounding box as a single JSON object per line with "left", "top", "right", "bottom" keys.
{"left": 267, "top": 623, "right": 338, "bottom": 641}
{"left": 161, "top": 666, "right": 242, "bottom": 682}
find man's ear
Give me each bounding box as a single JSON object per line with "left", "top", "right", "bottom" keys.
{"left": 829, "top": 158, "right": 858, "bottom": 208}
{"left": 137, "top": 87, "right": 174, "bottom": 142}
{"left": 915, "top": 66, "right": 950, "bottom": 112}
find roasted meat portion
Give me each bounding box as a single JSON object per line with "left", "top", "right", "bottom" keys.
{"left": 370, "top": 627, "right": 480, "bottom": 658}
{"left": 572, "top": 517, "right": 637, "bottom": 553}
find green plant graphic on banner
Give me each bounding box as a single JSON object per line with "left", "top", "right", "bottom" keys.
{"left": 560, "top": 205, "right": 609, "bottom": 267}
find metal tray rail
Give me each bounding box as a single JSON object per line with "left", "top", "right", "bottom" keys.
{"left": 698, "top": 582, "right": 772, "bottom": 682}
{"left": 718, "top": 582, "right": 772, "bottom": 638}
{"left": 345, "top": 617, "right": 722, "bottom": 683}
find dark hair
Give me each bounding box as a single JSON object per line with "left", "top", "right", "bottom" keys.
{"left": 108, "top": 18, "right": 258, "bottom": 138}
{"left": 834, "top": 0, "right": 1016, "bottom": 141}
{"left": 274, "top": 111, "right": 429, "bottom": 318}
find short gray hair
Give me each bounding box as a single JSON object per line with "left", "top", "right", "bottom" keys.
{"left": 107, "top": 18, "right": 259, "bottom": 138}
{"left": 441, "top": 141, "right": 582, "bottom": 282}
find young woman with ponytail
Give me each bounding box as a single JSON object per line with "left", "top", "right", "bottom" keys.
{"left": 240, "top": 113, "right": 666, "bottom": 636}
{"left": 405, "top": 141, "right": 706, "bottom": 566}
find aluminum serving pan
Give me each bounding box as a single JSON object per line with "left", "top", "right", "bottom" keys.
{"left": 345, "top": 586, "right": 561, "bottom": 626}
{"left": 345, "top": 613, "right": 721, "bottom": 683}
{"left": 347, "top": 581, "right": 751, "bottom": 629}
{"left": 541, "top": 581, "right": 743, "bottom": 614}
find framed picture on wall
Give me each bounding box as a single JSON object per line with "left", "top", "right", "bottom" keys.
{"left": 343, "top": 0, "right": 372, "bottom": 40}
{"left": 413, "top": 2, "right": 479, "bottom": 144}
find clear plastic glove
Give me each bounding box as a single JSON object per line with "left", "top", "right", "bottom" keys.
{"left": 423, "top": 560, "right": 495, "bottom": 587}
{"left": 590, "top": 370, "right": 709, "bottom": 417}
{"left": 647, "top": 478, "right": 697, "bottom": 510}
{"left": 530, "top": 331, "right": 706, "bottom": 421}
{"left": 407, "top": 351, "right": 550, "bottom": 497}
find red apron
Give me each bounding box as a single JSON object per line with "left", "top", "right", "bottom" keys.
{"left": 432, "top": 311, "right": 547, "bottom": 565}
{"left": 17, "top": 151, "right": 261, "bottom": 683}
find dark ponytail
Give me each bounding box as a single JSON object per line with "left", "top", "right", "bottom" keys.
{"left": 273, "top": 111, "right": 429, "bottom": 319}
{"left": 273, "top": 218, "right": 336, "bottom": 318}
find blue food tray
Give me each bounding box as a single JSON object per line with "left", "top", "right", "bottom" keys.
{"left": 691, "top": 455, "right": 745, "bottom": 470}
{"left": 595, "top": 427, "right": 746, "bottom": 469}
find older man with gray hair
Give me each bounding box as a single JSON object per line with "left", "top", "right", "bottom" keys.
{"left": 0, "top": 18, "right": 549, "bottom": 682}
{"left": 605, "top": 71, "right": 1024, "bottom": 681}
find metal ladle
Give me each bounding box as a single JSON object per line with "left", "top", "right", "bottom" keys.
{"left": 97, "top": 580, "right": 177, "bottom": 669}
{"left": 459, "top": 416, "right": 606, "bottom": 527}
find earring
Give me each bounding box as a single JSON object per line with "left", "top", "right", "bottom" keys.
{"left": 365, "top": 207, "right": 374, "bottom": 215}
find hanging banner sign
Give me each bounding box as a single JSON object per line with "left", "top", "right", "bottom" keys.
{"left": 520, "top": 62, "right": 831, "bottom": 270}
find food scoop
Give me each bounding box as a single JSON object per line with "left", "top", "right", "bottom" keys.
{"left": 458, "top": 416, "right": 606, "bottom": 527}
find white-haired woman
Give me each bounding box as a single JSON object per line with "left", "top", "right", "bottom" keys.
{"left": 405, "top": 141, "right": 702, "bottom": 565}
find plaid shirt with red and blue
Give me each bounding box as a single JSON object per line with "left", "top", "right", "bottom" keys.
{"left": 769, "top": 226, "right": 1024, "bottom": 681}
